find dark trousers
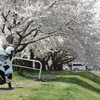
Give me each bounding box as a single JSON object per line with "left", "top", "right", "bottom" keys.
{"left": 0, "top": 70, "right": 6, "bottom": 84}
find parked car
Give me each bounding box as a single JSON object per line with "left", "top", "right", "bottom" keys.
{"left": 71, "top": 62, "right": 86, "bottom": 71}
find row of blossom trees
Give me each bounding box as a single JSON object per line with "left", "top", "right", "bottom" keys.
{"left": 0, "top": 0, "right": 100, "bottom": 70}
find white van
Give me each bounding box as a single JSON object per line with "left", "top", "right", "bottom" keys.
{"left": 71, "top": 62, "right": 86, "bottom": 71}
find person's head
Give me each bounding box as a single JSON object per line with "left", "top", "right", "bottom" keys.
{"left": 6, "top": 46, "right": 15, "bottom": 57}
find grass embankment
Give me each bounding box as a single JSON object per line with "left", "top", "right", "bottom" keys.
{"left": 0, "top": 70, "right": 100, "bottom": 100}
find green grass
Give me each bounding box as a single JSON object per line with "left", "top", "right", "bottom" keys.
{"left": 0, "top": 70, "right": 100, "bottom": 100}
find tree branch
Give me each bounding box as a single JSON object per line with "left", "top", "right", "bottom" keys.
{"left": 45, "top": 0, "right": 57, "bottom": 10}
{"left": 1, "top": 11, "right": 10, "bottom": 22}
{"left": 22, "top": 20, "right": 33, "bottom": 34}
{"left": 15, "top": 44, "right": 27, "bottom": 53}
{"left": 66, "top": 20, "right": 73, "bottom": 26}
{"left": 23, "top": 28, "right": 37, "bottom": 38}
{"left": 0, "top": 24, "right": 6, "bottom": 34}
{"left": 16, "top": 31, "right": 22, "bottom": 38}
{"left": 33, "top": 30, "right": 38, "bottom": 38}
{"left": 20, "top": 31, "right": 57, "bottom": 45}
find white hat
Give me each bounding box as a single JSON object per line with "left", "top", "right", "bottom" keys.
{"left": 6, "top": 46, "right": 15, "bottom": 54}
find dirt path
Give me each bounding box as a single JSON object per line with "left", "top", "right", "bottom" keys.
{"left": 0, "top": 74, "right": 56, "bottom": 90}
{"left": 0, "top": 81, "right": 41, "bottom": 91}
{"left": 13, "top": 81, "right": 40, "bottom": 88}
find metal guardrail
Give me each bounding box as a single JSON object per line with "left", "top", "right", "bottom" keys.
{"left": 11, "top": 57, "right": 42, "bottom": 79}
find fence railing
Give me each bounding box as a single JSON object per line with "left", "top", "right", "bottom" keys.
{"left": 11, "top": 57, "right": 42, "bottom": 79}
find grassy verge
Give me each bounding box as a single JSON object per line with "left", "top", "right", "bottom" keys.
{"left": 0, "top": 70, "right": 100, "bottom": 100}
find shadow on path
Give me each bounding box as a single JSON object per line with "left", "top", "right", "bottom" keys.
{"left": 0, "top": 87, "right": 14, "bottom": 91}
{"left": 50, "top": 76, "right": 100, "bottom": 94}
{"left": 55, "top": 71, "right": 100, "bottom": 84}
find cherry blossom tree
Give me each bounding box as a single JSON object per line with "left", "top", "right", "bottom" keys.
{"left": 0, "top": 0, "right": 100, "bottom": 70}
